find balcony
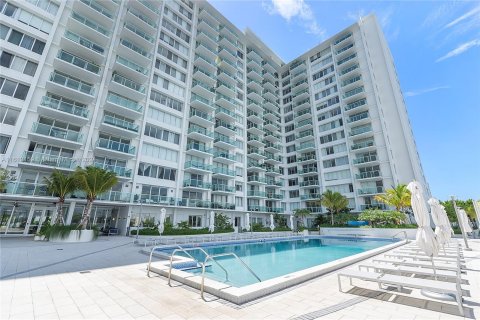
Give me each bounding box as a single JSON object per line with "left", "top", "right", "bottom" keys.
{"left": 193, "top": 67, "right": 216, "bottom": 87}
{"left": 266, "top": 193, "right": 283, "bottom": 200}
{"left": 264, "top": 119, "right": 280, "bottom": 132}
{"left": 247, "top": 161, "right": 266, "bottom": 172}
{"left": 298, "top": 167, "right": 318, "bottom": 175}
{"left": 191, "top": 94, "right": 215, "bottom": 112}
{"left": 95, "top": 138, "right": 135, "bottom": 159}
{"left": 2, "top": 181, "right": 52, "bottom": 198}
{"left": 360, "top": 204, "right": 387, "bottom": 211}
{"left": 337, "top": 53, "right": 357, "bottom": 67}
{"left": 60, "top": 31, "right": 104, "bottom": 65}
{"left": 247, "top": 109, "right": 263, "bottom": 124}
{"left": 53, "top": 50, "right": 101, "bottom": 83}
{"left": 216, "top": 80, "right": 236, "bottom": 99}
{"left": 184, "top": 160, "right": 211, "bottom": 174}
{"left": 135, "top": 0, "right": 160, "bottom": 18}
{"left": 213, "top": 134, "right": 236, "bottom": 149}
{"left": 186, "top": 143, "right": 213, "bottom": 157}
{"left": 342, "top": 86, "right": 364, "bottom": 102}
{"left": 46, "top": 71, "right": 94, "bottom": 104}
{"left": 300, "top": 180, "right": 320, "bottom": 187}
{"left": 357, "top": 187, "right": 384, "bottom": 195}
{"left": 247, "top": 99, "right": 263, "bottom": 114}
{"left": 290, "top": 60, "right": 306, "bottom": 73}
{"left": 197, "top": 18, "right": 219, "bottom": 38}
{"left": 77, "top": 0, "right": 114, "bottom": 26}
{"left": 247, "top": 148, "right": 266, "bottom": 160}
{"left": 123, "top": 23, "right": 154, "bottom": 46}
{"left": 215, "top": 121, "right": 236, "bottom": 136}
{"left": 247, "top": 49, "right": 262, "bottom": 63}
{"left": 334, "top": 32, "right": 352, "bottom": 46}
{"left": 247, "top": 191, "right": 266, "bottom": 198}
{"left": 100, "top": 115, "right": 139, "bottom": 137}
{"left": 300, "top": 193, "right": 321, "bottom": 200}
{"left": 189, "top": 108, "right": 214, "bottom": 127}
{"left": 68, "top": 12, "right": 110, "bottom": 45}
{"left": 265, "top": 167, "right": 282, "bottom": 176}
{"left": 192, "top": 80, "right": 215, "bottom": 100}
{"left": 194, "top": 54, "right": 216, "bottom": 74}
{"left": 118, "top": 38, "right": 152, "bottom": 65}
{"left": 211, "top": 184, "right": 235, "bottom": 194}
{"left": 197, "top": 29, "right": 218, "bottom": 49}
{"left": 29, "top": 122, "right": 83, "bottom": 148}
{"left": 341, "top": 74, "right": 362, "bottom": 89}
{"left": 348, "top": 111, "right": 369, "bottom": 125}
{"left": 195, "top": 42, "right": 217, "bottom": 60}
{"left": 264, "top": 131, "right": 281, "bottom": 143}
{"left": 297, "top": 142, "right": 316, "bottom": 152}
{"left": 126, "top": 7, "right": 157, "bottom": 32}
{"left": 298, "top": 154, "right": 316, "bottom": 163}
{"left": 37, "top": 96, "right": 89, "bottom": 124}
{"left": 351, "top": 139, "right": 375, "bottom": 151}
{"left": 266, "top": 207, "right": 284, "bottom": 213}
{"left": 247, "top": 122, "right": 263, "bottom": 136}
{"left": 344, "top": 98, "right": 367, "bottom": 113}
{"left": 114, "top": 55, "right": 148, "bottom": 82}
{"left": 247, "top": 68, "right": 263, "bottom": 82}
{"left": 213, "top": 151, "right": 235, "bottom": 164}
{"left": 248, "top": 205, "right": 268, "bottom": 213}
{"left": 355, "top": 170, "right": 381, "bottom": 180}
{"left": 105, "top": 91, "right": 143, "bottom": 119}
{"left": 215, "top": 106, "right": 236, "bottom": 123}
{"left": 94, "top": 162, "right": 132, "bottom": 179}
{"left": 20, "top": 151, "right": 76, "bottom": 170}
{"left": 111, "top": 73, "right": 146, "bottom": 100}
{"left": 296, "top": 119, "right": 313, "bottom": 130}
{"left": 95, "top": 191, "right": 131, "bottom": 203}
{"left": 217, "top": 49, "right": 237, "bottom": 71}
{"left": 187, "top": 124, "right": 214, "bottom": 142}
{"left": 211, "top": 166, "right": 235, "bottom": 177}
{"left": 247, "top": 176, "right": 267, "bottom": 184}
{"left": 349, "top": 125, "right": 373, "bottom": 137}
{"left": 264, "top": 142, "right": 281, "bottom": 153}
{"left": 296, "top": 130, "right": 314, "bottom": 142}
{"left": 339, "top": 63, "right": 360, "bottom": 78}
{"left": 266, "top": 179, "right": 282, "bottom": 187}
{"left": 183, "top": 179, "right": 211, "bottom": 190}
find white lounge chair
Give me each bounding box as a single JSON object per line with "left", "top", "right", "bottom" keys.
{"left": 392, "top": 250, "right": 463, "bottom": 260}
{"left": 384, "top": 253, "right": 463, "bottom": 264}
{"left": 358, "top": 262, "right": 463, "bottom": 282}
{"left": 337, "top": 269, "right": 464, "bottom": 316}
{"left": 372, "top": 258, "right": 462, "bottom": 272}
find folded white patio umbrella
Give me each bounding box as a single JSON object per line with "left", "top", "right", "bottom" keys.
{"left": 428, "top": 198, "right": 450, "bottom": 247}
{"left": 245, "top": 212, "right": 250, "bottom": 231}
{"left": 290, "top": 214, "right": 295, "bottom": 231}
{"left": 458, "top": 209, "right": 472, "bottom": 233}
{"left": 158, "top": 208, "right": 166, "bottom": 235}
{"left": 269, "top": 214, "right": 275, "bottom": 231}
{"left": 209, "top": 211, "right": 215, "bottom": 233}
{"left": 407, "top": 181, "right": 440, "bottom": 277}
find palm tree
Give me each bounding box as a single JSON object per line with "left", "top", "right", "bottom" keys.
{"left": 44, "top": 170, "right": 76, "bottom": 225}
{"left": 322, "top": 190, "right": 349, "bottom": 225}
{"left": 75, "top": 166, "right": 118, "bottom": 230}
{"left": 374, "top": 184, "right": 411, "bottom": 212}
{"left": 294, "top": 209, "right": 311, "bottom": 227}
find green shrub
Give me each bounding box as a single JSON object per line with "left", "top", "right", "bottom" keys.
{"left": 358, "top": 210, "right": 407, "bottom": 226}
{"left": 176, "top": 221, "right": 190, "bottom": 230}
{"left": 214, "top": 213, "right": 233, "bottom": 230}
{"left": 142, "top": 217, "right": 156, "bottom": 228}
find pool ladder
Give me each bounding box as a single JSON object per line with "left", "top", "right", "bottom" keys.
{"left": 147, "top": 245, "right": 261, "bottom": 301}
{"left": 392, "top": 231, "right": 409, "bottom": 243}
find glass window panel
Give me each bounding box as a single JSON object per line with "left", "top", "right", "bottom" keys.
{"left": 1, "top": 79, "right": 16, "bottom": 96}
{"left": 13, "top": 83, "right": 29, "bottom": 100}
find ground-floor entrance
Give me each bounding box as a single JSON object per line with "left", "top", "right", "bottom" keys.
{"left": 0, "top": 203, "right": 56, "bottom": 235}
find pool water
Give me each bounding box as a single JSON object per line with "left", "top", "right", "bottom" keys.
{"left": 159, "top": 237, "right": 394, "bottom": 287}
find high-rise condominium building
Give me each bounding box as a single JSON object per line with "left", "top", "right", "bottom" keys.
{"left": 0, "top": 0, "right": 429, "bottom": 235}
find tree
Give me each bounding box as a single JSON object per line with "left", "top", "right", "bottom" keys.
{"left": 75, "top": 166, "right": 118, "bottom": 230}
{"left": 322, "top": 190, "right": 349, "bottom": 225}
{"left": 44, "top": 170, "right": 76, "bottom": 225}
{"left": 0, "top": 168, "right": 15, "bottom": 193}
{"left": 294, "top": 209, "right": 311, "bottom": 227}
{"left": 374, "top": 184, "right": 411, "bottom": 212}
{"left": 441, "top": 199, "right": 478, "bottom": 224}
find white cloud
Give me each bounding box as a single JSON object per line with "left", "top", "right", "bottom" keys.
{"left": 422, "top": 4, "right": 451, "bottom": 27}
{"left": 404, "top": 86, "right": 450, "bottom": 97}
{"left": 346, "top": 9, "right": 366, "bottom": 22}
{"left": 263, "top": 0, "right": 326, "bottom": 38}
{"left": 444, "top": 5, "right": 480, "bottom": 29}
{"left": 436, "top": 39, "right": 480, "bottom": 62}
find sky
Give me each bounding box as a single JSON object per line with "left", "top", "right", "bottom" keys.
{"left": 210, "top": 0, "right": 480, "bottom": 201}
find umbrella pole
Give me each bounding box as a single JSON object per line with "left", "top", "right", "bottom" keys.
{"left": 431, "top": 257, "right": 437, "bottom": 280}
{"left": 451, "top": 196, "right": 471, "bottom": 250}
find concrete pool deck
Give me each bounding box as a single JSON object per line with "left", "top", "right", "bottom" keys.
{"left": 1, "top": 236, "right": 479, "bottom": 319}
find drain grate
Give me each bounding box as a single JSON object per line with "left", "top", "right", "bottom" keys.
{"left": 291, "top": 296, "right": 368, "bottom": 320}
{"left": 79, "top": 271, "right": 91, "bottom": 274}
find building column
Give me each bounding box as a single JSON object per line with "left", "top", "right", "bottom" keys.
{"left": 65, "top": 202, "right": 76, "bottom": 225}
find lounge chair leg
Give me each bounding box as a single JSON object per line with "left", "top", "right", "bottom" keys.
{"left": 338, "top": 275, "right": 343, "bottom": 292}
{"left": 349, "top": 277, "right": 353, "bottom": 286}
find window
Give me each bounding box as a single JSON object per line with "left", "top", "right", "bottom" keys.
{"left": 235, "top": 197, "right": 243, "bottom": 207}
{"left": 286, "top": 155, "right": 296, "bottom": 164}
{"left": 25, "top": 0, "right": 59, "bottom": 15}
{"left": 0, "top": 51, "right": 38, "bottom": 76}
{"left": 16, "top": 7, "right": 53, "bottom": 33}
{"left": 318, "top": 107, "right": 342, "bottom": 122}
{"left": 285, "top": 134, "right": 295, "bottom": 143}
{"left": 157, "top": 45, "right": 188, "bottom": 69}
{"left": 162, "top": 18, "right": 190, "bottom": 43}
{"left": 141, "top": 143, "right": 178, "bottom": 162}
{"left": 288, "top": 167, "right": 297, "bottom": 175}
{"left": 319, "top": 131, "right": 345, "bottom": 144}
{"left": 152, "top": 74, "right": 185, "bottom": 97}
{"left": 0, "top": 134, "right": 10, "bottom": 153}
{"left": 235, "top": 183, "right": 242, "bottom": 192}
{"left": 0, "top": 105, "right": 19, "bottom": 125}
{"left": 323, "top": 156, "right": 349, "bottom": 168}
{"left": 312, "top": 65, "right": 334, "bottom": 81}
{"left": 0, "top": 77, "right": 29, "bottom": 100}
{"left": 324, "top": 169, "right": 351, "bottom": 181}
{"left": 286, "top": 145, "right": 296, "bottom": 153}
{"left": 321, "top": 143, "right": 347, "bottom": 156}
{"left": 138, "top": 162, "right": 177, "bottom": 181}
{"left": 319, "top": 118, "right": 343, "bottom": 132}
{"left": 284, "top": 113, "right": 294, "bottom": 123}
{"left": 288, "top": 178, "right": 298, "bottom": 186}
{"left": 0, "top": 24, "right": 45, "bottom": 54}
{"left": 150, "top": 90, "right": 183, "bottom": 112}
{"left": 147, "top": 106, "right": 182, "bottom": 127}
{"left": 159, "top": 31, "right": 189, "bottom": 56}
{"left": 289, "top": 190, "right": 299, "bottom": 198}
{"left": 236, "top": 167, "right": 243, "bottom": 177}
{"left": 188, "top": 215, "right": 202, "bottom": 227}
{"left": 285, "top": 124, "right": 294, "bottom": 133}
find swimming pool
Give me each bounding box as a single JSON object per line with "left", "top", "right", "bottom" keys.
{"left": 156, "top": 236, "right": 398, "bottom": 287}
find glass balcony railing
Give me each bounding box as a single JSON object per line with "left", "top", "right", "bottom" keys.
{"left": 40, "top": 96, "right": 89, "bottom": 118}
{"left": 340, "top": 63, "right": 360, "bottom": 76}
{"left": 198, "top": 18, "right": 219, "bottom": 32}
{"left": 358, "top": 187, "right": 384, "bottom": 195}
{"left": 215, "top": 121, "right": 236, "bottom": 132}
{"left": 124, "top": 23, "right": 154, "bottom": 43}
{"left": 95, "top": 191, "right": 131, "bottom": 202}
{"left": 351, "top": 140, "right": 374, "bottom": 150}
{"left": 247, "top": 190, "right": 266, "bottom": 197}
{"left": 194, "top": 54, "right": 216, "bottom": 68}
{"left": 350, "top": 125, "right": 372, "bottom": 136}
{"left": 215, "top": 106, "right": 235, "bottom": 117}
{"left": 337, "top": 53, "right": 357, "bottom": 66}
{"left": 355, "top": 171, "right": 381, "bottom": 179}
{"left": 21, "top": 151, "right": 75, "bottom": 169}
{"left": 49, "top": 72, "right": 94, "bottom": 95}
{"left": 2, "top": 181, "right": 51, "bottom": 197}
{"left": 31, "top": 122, "right": 83, "bottom": 143}
{"left": 188, "top": 124, "right": 214, "bottom": 138}
{"left": 57, "top": 50, "right": 100, "bottom": 74}
{"left": 186, "top": 143, "right": 213, "bottom": 154}
{"left": 248, "top": 205, "right": 268, "bottom": 212}
{"left": 265, "top": 167, "right": 281, "bottom": 174}
{"left": 190, "top": 108, "right": 213, "bottom": 122}
{"left": 120, "top": 39, "right": 151, "bottom": 58}
{"left": 127, "top": 7, "right": 157, "bottom": 28}
{"left": 266, "top": 179, "right": 282, "bottom": 186}
{"left": 300, "top": 180, "right": 319, "bottom": 187}
{"left": 184, "top": 160, "right": 211, "bottom": 171}
{"left": 196, "top": 42, "right": 217, "bottom": 56}
{"left": 138, "top": 0, "right": 160, "bottom": 14}
{"left": 64, "top": 31, "right": 104, "bottom": 54}
{"left": 298, "top": 167, "right": 318, "bottom": 174}
{"left": 342, "top": 75, "right": 362, "bottom": 87}
{"left": 183, "top": 179, "right": 211, "bottom": 189}
{"left": 345, "top": 98, "right": 367, "bottom": 111}
{"left": 360, "top": 204, "right": 387, "bottom": 210}
{"left": 106, "top": 92, "right": 143, "bottom": 112}
{"left": 211, "top": 167, "right": 235, "bottom": 176}
{"left": 213, "top": 151, "right": 235, "bottom": 160}
{"left": 216, "top": 93, "right": 240, "bottom": 107}
{"left": 296, "top": 130, "right": 313, "bottom": 139}
{"left": 71, "top": 12, "right": 110, "bottom": 36}
{"left": 348, "top": 112, "right": 369, "bottom": 123}
{"left": 112, "top": 73, "right": 145, "bottom": 93}
{"left": 96, "top": 138, "right": 135, "bottom": 154}
{"left": 214, "top": 135, "right": 236, "bottom": 146}
{"left": 94, "top": 162, "right": 131, "bottom": 177}
{"left": 267, "top": 193, "right": 283, "bottom": 200}
{"left": 191, "top": 93, "right": 214, "bottom": 108}
{"left": 247, "top": 176, "right": 267, "bottom": 183}
{"left": 334, "top": 32, "right": 352, "bottom": 45}
{"left": 193, "top": 66, "right": 216, "bottom": 81}
{"left": 298, "top": 154, "right": 316, "bottom": 162}
{"left": 343, "top": 86, "right": 364, "bottom": 99}
{"left": 211, "top": 184, "right": 234, "bottom": 192}
{"left": 300, "top": 193, "right": 321, "bottom": 200}
{"left": 336, "top": 42, "right": 354, "bottom": 55}
{"left": 103, "top": 115, "right": 138, "bottom": 132}
{"left": 79, "top": 0, "right": 113, "bottom": 19}
{"left": 297, "top": 120, "right": 312, "bottom": 128}
{"left": 192, "top": 80, "right": 215, "bottom": 94}
{"left": 116, "top": 56, "right": 148, "bottom": 75}
{"left": 197, "top": 29, "right": 218, "bottom": 43}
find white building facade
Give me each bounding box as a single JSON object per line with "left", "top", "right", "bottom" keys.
{"left": 0, "top": 0, "right": 429, "bottom": 235}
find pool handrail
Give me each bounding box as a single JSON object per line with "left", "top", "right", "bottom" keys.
{"left": 200, "top": 252, "right": 261, "bottom": 301}
{"left": 392, "top": 230, "right": 409, "bottom": 243}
